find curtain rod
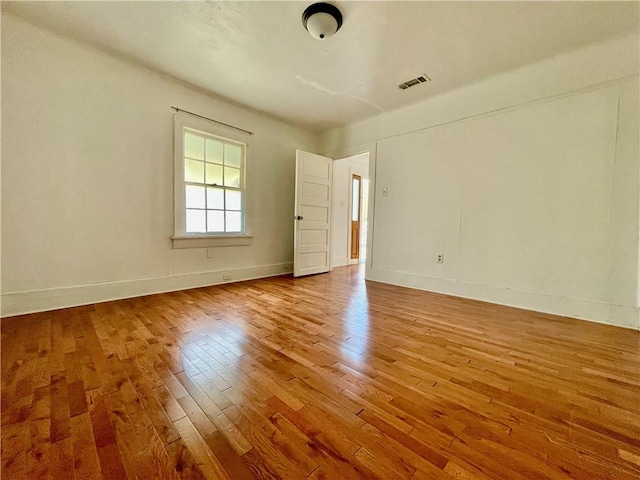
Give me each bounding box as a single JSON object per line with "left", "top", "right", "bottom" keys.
{"left": 171, "top": 106, "right": 253, "bottom": 135}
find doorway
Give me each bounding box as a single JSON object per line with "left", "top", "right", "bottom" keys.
{"left": 350, "top": 174, "right": 362, "bottom": 261}
{"left": 331, "top": 152, "right": 369, "bottom": 267}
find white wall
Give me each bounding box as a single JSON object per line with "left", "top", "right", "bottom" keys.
{"left": 1, "top": 15, "right": 318, "bottom": 316}
{"left": 331, "top": 153, "right": 369, "bottom": 267}
{"left": 321, "top": 33, "right": 640, "bottom": 329}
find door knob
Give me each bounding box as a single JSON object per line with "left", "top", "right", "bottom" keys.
{"left": 295, "top": 215, "right": 304, "bottom": 220}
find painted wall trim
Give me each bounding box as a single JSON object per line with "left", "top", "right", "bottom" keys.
{"left": 368, "top": 268, "right": 640, "bottom": 330}
{"left": 374, "top": 75, "right": 636, "bottom": 146}
{"left": 1, "top": 263, "right": 293, "bottom": 318}
{"left": 332, "top": 257, "right": 349, "bottom": 267}
{"left": 172, "top": 235, "right": 253, "bottom": 249}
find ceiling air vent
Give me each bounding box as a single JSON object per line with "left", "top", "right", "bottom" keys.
{"left": 398, "top": 74, "right": 431, "bottom": 90}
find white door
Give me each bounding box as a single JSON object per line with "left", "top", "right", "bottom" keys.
{"left": 294, "top": 150, "right": 333, "bottom": 277}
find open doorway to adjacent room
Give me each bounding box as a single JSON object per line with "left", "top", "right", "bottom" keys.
{"left": 331, "top": 152, "right": 370, "bottom": 267}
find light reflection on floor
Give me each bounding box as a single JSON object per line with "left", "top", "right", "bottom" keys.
{"left": 338, "top": 268, "right": 371, "bottom": 363}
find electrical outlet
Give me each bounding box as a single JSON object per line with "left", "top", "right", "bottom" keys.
{"left": 437, "top": 253, "right": 444, "bottom": 263}
{"left": 222, "top": 273, "right": 232, "bottom": 281}
{"left": 207, "top": 249, "right": 215, "bottom": 258}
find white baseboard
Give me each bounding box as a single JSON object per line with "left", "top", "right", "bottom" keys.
{"left": 367, "top": 268, "right": 640, "bottom": 330}
{"left": 1, "top": 262, "right": 293, "bottom": 318}
{"left": 332, "top": 257, "right": 348, "bottom": 267}
{"left": 5, "top": 264, "right": 637, "bottom": 331}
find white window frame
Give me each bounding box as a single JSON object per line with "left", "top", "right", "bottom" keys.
{"left": 172, "top": 113, "right": 253, "bottom": 249}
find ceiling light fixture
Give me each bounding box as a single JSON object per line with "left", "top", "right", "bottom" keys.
{"left": 302, "top": 3, "right": 343, "bottom": 40}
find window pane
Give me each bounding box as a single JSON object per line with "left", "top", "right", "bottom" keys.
{"left": 224, "top": 144, "right": 242, "bottom": 168}
{"left": 206, "top": 139, "right": 223, "bottom": 164}
{"left": 207, "top": 187, "right": 224, "bottom": 210}
{"left": 224, "top": 167, "right": 240, "bottom": 187}
{"left": 207, "top": 210, "right": 225, "bottom": 232}
{"left": 205, "top": 163, "right": 223, "bottom": 186}
{"left": 185, "top": 132, "right": 204, "bottom": 160}
{"left": 225, "top": 190, "right": 241, "bottom": 211}
{"left": 225, "top": 211, "right": 242, "bottom": 232}
{"left": 185, "top": 185, "right": 205, "bottom": 209}
{"left": 185, "top": 159, "right": 204, "bottom": 183}
{"left": 186, "top": 209, "right": 206, "bottom": 233}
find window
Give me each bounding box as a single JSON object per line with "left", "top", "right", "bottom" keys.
{"left": 173, "top": 114, "right": 252, "bottom": 248}
{"left": 183, "top": 130, "right": 244, "bottom": 233}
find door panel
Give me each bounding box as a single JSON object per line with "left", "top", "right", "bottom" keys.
{"left": 294, "top": 150, "right": 333, "bottom": 277}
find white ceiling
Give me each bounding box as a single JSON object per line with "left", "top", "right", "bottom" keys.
{"left": 4, "top": 1, "right": 639, "bottom": 132}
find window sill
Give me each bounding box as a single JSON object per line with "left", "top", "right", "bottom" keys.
{"left": 172, "top": 235, "right": 253, "bottom": 249}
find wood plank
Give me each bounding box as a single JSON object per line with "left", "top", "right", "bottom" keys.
{"left": 87, "top": 390, "right": 128, "bottom": 480}
{"left": 70, "top": 412, "right": 102, "bottom": 480}
{"left": 173, "top": 416, "right": 231, "bottom": 480}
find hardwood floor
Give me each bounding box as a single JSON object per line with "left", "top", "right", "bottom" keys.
{"left": 2, "top": 266, "right": 639, "bottom": 479}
